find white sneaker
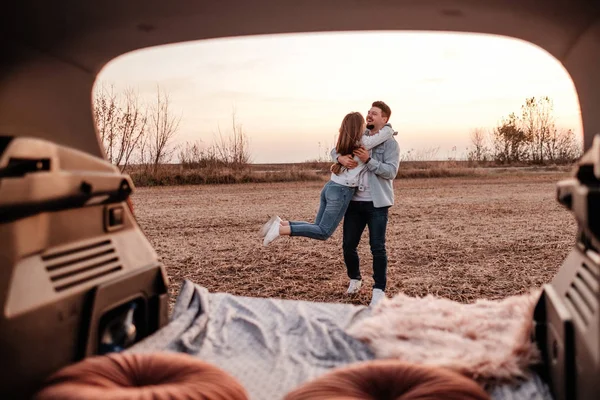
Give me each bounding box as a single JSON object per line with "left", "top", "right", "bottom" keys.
{"left": 263, "top": 218, "right": 281, "bottom": 246}
{"left": 260, "top": 215, "right": 280, "bottom": 237}
{"left": 346, "top": 279, "right": 362, "bottom": 294}
{"left": 369, "top": 289, "right": 385, "bottom": 307}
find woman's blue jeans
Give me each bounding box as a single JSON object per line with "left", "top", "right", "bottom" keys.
{"left": 289, "top": 181, "right": 356, "bottom": 240}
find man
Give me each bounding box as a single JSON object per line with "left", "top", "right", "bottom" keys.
{"left": 333, "top": 101, "right": 400, "bottom": 306}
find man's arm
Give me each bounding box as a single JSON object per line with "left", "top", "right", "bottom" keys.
{"left": 364, "top": 139, "right": 400, "bottom": 180}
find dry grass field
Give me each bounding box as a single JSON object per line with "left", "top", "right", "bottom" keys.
{"left": 132, "top": 171, "right": 577, "bottom": 308}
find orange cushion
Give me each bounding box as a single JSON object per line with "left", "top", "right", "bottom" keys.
{"left": 285, "top": 360, "right": 491, "bottom": 400}
{"left": 35, "top": 352, "right": 249, "bottom": 400}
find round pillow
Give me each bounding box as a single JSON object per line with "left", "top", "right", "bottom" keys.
{"left": 284, "top": 360, "right": 490, "bottom": 400}
{"left": 34, "top": 352, "right": 249, "bottom": 400}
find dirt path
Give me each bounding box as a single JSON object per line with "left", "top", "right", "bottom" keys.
{"left": 133, "top": 173, "right": 576, "bottom": 307}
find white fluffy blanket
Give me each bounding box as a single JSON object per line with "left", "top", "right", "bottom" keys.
{"left": 347, "top": 290, "right": 542, "bottom": 383}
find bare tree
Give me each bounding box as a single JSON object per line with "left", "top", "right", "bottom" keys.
{"left": 93, "top": 83, "right": 148, "bottom": 171}
{"left": 115, "top": 88, "right": 148, "bottom": 171}
{"left": 147, "top": 86, "right": 181, "bottom": 174}
{"left": 521, "top": 96, "right": 555, "bottom": 163}
{"left": 214, "top": 110, "right": 251, "bottom": 168}
{"left": 467, "top": 128, "right": 489, "bottom": 162}
{"left": 547, "top": 128, "right": 582, "bottom": 163}
{"left": 93, "top": 83, "right": 119, "bottom": 164}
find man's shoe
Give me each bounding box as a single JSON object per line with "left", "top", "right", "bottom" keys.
{"left": 263, "top": 218, "right": 281, "bottom": 246}
{"left": 346, "top": 279, "right": 362, "bottom": 295}
{"left": 260, "top": 215, "right": 280, "bottom": 237}
{"left": 369, "top": 288, "right": 385, "bottom": 307}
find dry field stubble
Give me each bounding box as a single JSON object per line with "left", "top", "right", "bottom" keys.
{"left": 133, "top": 172, "right": 577, "bottom": 308}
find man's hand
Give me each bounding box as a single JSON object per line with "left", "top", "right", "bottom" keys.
{"left": 337, "top": 155, "right": 358, "bottom": 169}
{"left": 353, "top": 146, "right": 370, "bottom": 163}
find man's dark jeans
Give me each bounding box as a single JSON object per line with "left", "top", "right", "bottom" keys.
{"left": 342, "top": 201, "right": 389, "bottom": 291}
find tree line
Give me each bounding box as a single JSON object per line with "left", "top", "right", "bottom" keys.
{"left": 467, "top": 96, "right": 581, "bottom": 164}
{"left": 95, "top": 85, "right": 580, "bottom": 175}
{"left": 93, "top": 83, "right": 251, "bottom": 175}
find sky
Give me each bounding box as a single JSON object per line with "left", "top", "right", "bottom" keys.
{"left": 96, "top": 31, "right": 583, "bottom": 164}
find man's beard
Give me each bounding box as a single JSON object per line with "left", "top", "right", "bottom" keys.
{"left": 366, "top": 124, "right": 375, "bottom": 130}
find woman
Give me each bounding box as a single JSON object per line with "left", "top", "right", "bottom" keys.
{"left": 260, "top": 111, "right": 395, "bottom": 246}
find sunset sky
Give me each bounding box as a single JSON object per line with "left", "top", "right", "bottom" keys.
{"left": 96, "top": 31, "right": 582, "bottom": 164}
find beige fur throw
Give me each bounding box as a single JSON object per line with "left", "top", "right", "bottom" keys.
{"left": 347, "top": 290, "right": 542, "bottom": 383}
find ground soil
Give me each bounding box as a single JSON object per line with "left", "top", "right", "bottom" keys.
{"left": 132, "top": 172, "right": 577, "bottom": 308}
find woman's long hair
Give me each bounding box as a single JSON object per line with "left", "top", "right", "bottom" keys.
{"left": 336, "top": 112, "right": 365, "bottom": 155}
{"left": 331, "top": 112, "right": 365, "bottom": 175}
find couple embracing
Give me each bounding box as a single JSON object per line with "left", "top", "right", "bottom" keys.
{"left": 260, "top": 101, "right": 400, "bottom": 307}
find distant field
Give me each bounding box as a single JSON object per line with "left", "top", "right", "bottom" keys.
{"left": 133, "top": 172, "right": 577, "bottom": 308}
{"left": 250, "top": 160, "right": 571, "bottom": 171}
{"left": 127, "top": 161, "right": 574, "bottom": 186}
